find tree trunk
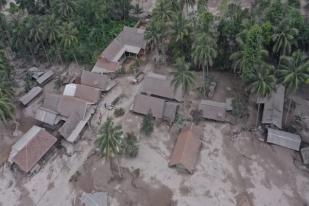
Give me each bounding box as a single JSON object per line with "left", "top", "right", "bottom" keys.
{"left": 73, "top": 54, "right": 79, "bottom": 67}
{"left": 284, "top": 96, "right": 293, "bottom": 126}
{"left": 42, "top": 43, "right": 51, "bottom": 64}
{"left": 256, "top": 103, "right": 260, "bottom": 128}
{"left": 202, "top": 65, "right": 206, "bottom": 97}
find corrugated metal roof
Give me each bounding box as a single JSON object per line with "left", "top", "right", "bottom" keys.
{"left": 169, "top": 127, "right": 201, "bottom": 173}
{"left": 34, "top": 108, "right": 59, "bottom": 126}
{"left": 141, "top": 72, "right": 183, "bottom": 102}
{"left": 199, "top": 100, "right": 226, "bottom": 122}
{"left": 267, "top": 128, "right": 301, "bottom": 151}
{"left": 81, "top": 70, "right": 116, "bottom": 91}
{"left": 10, "top": 126, "right": 57, "bottom": 173}
{"left": 163, "top": 101, "right": 178, "bottom": 122}
{"left": 19, "top": 87, "right": 43, "bottom": 106}
{"left": 131, "top": 94, "right": 165, "bottom": 119}
{"left": 36, "top": 70, "right": 54, "bottom": 85}
{"left": 63, "top": 84, "right": 100, "bottom": 104}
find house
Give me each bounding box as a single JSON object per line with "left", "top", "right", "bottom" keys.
{"left": 257, "top": 85, "right": 285, "bottom": 129}
{"left": 140, "top": 72, "right": 183, "bottom": 102}
{"left": 35, "top": 94, "right": 94, "bottom": 143}
{"left": 198, "top": 100, "right": 227, "bottom": 122}
{"left": 267, "top": 128, "right": 301, "bottom": 151}
{"left": 131, "top": 94, "right": 178, "bottom": 122}
{"left": 80, "top": 70, "right": 117, "bottom": 92}
{"left": 300, "top": 147, "right": 309, "bottom": 165}
{"left": 8, "top": 126, "right": 57, "bottom": 173}
{"left": 63, "top": 84, "right": 101, "bottom": 104}
{"left": 92, "top": 26, "right": 146, "bottom": 73}
{"left": 169, "top": 127, "right": 202, "bottom": 173}
{"left": 19, "top": 86, "right": 43, "bottom": 106}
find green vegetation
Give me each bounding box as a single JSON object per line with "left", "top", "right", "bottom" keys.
{"left": 2, "top": 0, "right": 136, "bottom": 64}
{"left": 0, "top": 50, "right": 14, "bottom": 124}
{"left": 146, "top": 0, "right": 309, "bottom": 98}
{"left": 140, "top": 111, "right": 154, "bottom": 136}
{"left": 122, "top": 132, "right": 139, "bottom": 158}
{"left": 97, "top": 117, "right": 123, "bottom": 159}
{"left": 114, "top": 108, "right": 125, "bottom": 118}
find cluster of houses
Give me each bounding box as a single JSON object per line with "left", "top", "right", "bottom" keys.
{"left": 8, "top": 25, "right": 147, "bottom": 174}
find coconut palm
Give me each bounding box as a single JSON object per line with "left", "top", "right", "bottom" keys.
{"left": 169, "top": 12, "right": 190, "bottom": 50}
{"left": 57, "top": 22, "right": 79, "bottom": 64}
{"left": 247, "top": 63, "right": 276, "bottom": 126}
{"left": 272, "top": 18, "right": 299, "bottom": 57}
{"left": 152, "top": 0, "right": 174, "bottom": 22}
{"left": 97, "top": 117, "right": 123, "bottom": 159}
{"left": 278, "top": 51, "right": 309, "bottom": 123}
{"left": 0, "top": 94, "right": 15, "bottom": 124}
{"left": 51, "top": 0, "right": 76, "bottom": 19}
{"left": 192, "top": 32, "right": 217, "bottom": 96}
{"left": 145, "top": 20, "right": 166, "bottom": 55}
{"left": 170, "top": 57, "right": 195, "bottom": 94}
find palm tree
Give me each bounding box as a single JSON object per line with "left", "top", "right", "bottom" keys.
{"left": 169, "top": 12, "right": 190, "bottom": 51}
{"left": 145, "top": 20, "right": 166, "bottom": 60}
{"left": 57, "top": 22, "right": 79, "bottom": 65}
{"left": 97, "top": 117, "right": 123, "bottom": 176}
{"left": 0, "top": 94, "right": 15, "bottom": 124}
{"left": 43, "top": 14, "right": 62, "bottom": 63}
{"left": 152, "top": 0, "right": 174, "bottom": 22}
{"left": 170, "top": 57, "right": 195, "bottom": 94}
{"left": 247, "top": 63, "right": 276, "bottom": 126}
{"left": 192, "top": 32, "right": 217, "bottom": 96}
{"left": 29, "top": 16, "right": 50, "bottom": 63}
{"left": 278, "top": 51, "right": 309, "bottom": 124}
{"left": 51, "top": 0, "right": 76, "bottom": 19}
{"left": 272, "top": 19, "right": 299, "bottom": 57}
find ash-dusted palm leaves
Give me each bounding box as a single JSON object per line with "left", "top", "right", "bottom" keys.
{"left": 51, "top": 0, "right": 77, "bottom": 19}
{"left": 58, "top": 22, "right": 79, "bottom": 64}
{"left": 272, "top": 18, "right": 299, "bottom": 56}
{"left": 152, "top": 0, "right": 174, "bottom": 22}
{"left": 247, "top": 63, "right": 276, "bottom": 97}
{"left": 97, "top": 117, "right": 123, "bottom": 159}
{"left": 169, "top": 12, "right": 190, "bottom": 45}
{"left": 170, "top": 57, "right": 195, "bottom": 94}
{"left": 247, "top": 62, "right": 276, "bottom": 127}
{"left": 0, "top": 94, "right": 15, "bottom": 124}
{"left": 145, "top": 20, "right": 166, "bottom": 55}
{"left": 278, "top": 51, "right": 309, "bottom": 91}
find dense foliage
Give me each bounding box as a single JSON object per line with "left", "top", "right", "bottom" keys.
{"left": 1, "top": 0, "right": 136, "bottom": 64}
{"left": 146, "top": 0, "right": 309, "bottom": 97}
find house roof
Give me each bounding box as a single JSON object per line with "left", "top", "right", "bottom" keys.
{"left": 19, "top": 86, "right": 43, "bottom": 106}
{"left": 301, "top": 147, "right": 309, "bottom": 165}
{"left": 42, "top": 94, "right": 61, "bottom": 112}
{"left": 169, "top": 127, "right": 202, "bottom": 173}
{"left": 57, "top": 96, "right": 89, "bottom": 119}
{"left": 81, "top": 70, "right": 116, "bottom": 92}
{"left": 92, "top": 57, "right": 119, "bottom": 73}
{"left": 92, "top": 26, "right": 146, "bottom": 73}
{"left": 63, "top": 84, "right": 100, "bottom": 104}
{"left": 9, "top": 126, "right": 57, "bottom": 173}
{"left": 163, "top": 101, "right": 179, "bottom": 122}
{"left": 36, "top": 70, "right": 54, "bottom": 85}
{"left": 141, "top": 72, "right": 183, "bottom": 102}
{"left": 257, "top": 85, "right": 285, "bottom": 128}
{"left": 132, "top": 94, "right": 165, "bottom": 119}
{"left": 267, "top": 128, "right": 301, "bottom": 151}
{"left": 34, "top": 108, "right": 60, "bottom": 126}
{"left": 199, "top": 100, "right": 226, "bottom": 122}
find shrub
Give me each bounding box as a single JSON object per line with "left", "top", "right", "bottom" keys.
{"left": 114, "top": 108, "right": 125, "bottom": 117}
{"left": 231, "top": 95, "right": 249, "bottom": 119}
{"left": 123, "top": 132, "right": 139, "bottom": 158}
{"left": 140, "top": 111, "right": 154, "bottom": 136}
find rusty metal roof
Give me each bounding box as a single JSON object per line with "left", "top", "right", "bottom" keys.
{"left": 169, "top": 127, "right": 202, "bottom": 173}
